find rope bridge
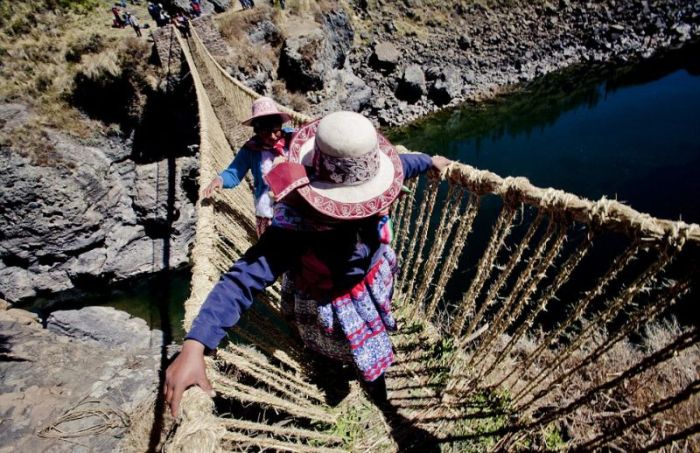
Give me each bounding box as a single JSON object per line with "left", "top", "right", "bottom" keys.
{"left": 164, "top": 25, "right": 700, "bottom": 451}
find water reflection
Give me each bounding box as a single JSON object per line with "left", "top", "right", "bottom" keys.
{"left": 389, "top": 43, "right": 700, "bottom": 223}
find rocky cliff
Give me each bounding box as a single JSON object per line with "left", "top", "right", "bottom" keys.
{"left": 225, "top": 0, "right": 700, "bottom": 126}
{"left": 0, "top": 103, "right": 197, "bottom": 306}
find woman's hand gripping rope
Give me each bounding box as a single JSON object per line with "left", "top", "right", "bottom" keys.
{"left": 202, "top": 176, "right": 224, "bottom": 199}
{"left": 164, "top": 339, "right": 215, "bottom": 417}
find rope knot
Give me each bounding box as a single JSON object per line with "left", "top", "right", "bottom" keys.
{"left": 501, "top": 176, "right": 529, "bottom": 208}
{"left": 664, "top": 221, "right": 690, "bottom": 252}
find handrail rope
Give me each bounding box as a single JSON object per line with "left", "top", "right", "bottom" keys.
{"left": 442, "top": 164, "right": 700, "bottom": 243}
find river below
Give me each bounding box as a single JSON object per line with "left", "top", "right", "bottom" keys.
{"left": 389, "top": 43, "right": 700, "bottom": 224}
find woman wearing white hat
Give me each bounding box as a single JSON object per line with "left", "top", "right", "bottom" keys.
{"left": 166, "top": 111, "right": 451, "bottom": 417}
{"left": 202, "top": 97, "right": 293, "bottom": 236}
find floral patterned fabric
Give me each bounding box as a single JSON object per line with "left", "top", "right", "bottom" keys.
{"left": 314, "top": 144, "right": 380, "bottom": 185}
{"left": 274, "top": 202, "right": 398, "bottom": 381}
{"left": 288, "top": 247, "right": 398, "bottom": 382}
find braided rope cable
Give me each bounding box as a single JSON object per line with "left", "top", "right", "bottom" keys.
{"left": 222, "top": 345, "right": 321, "bottom": 397}
{"left": 463, "top": 211, "right": 545, "bottom": 339}
{"left": 212, "top": 373, "right": 333, "bottom": 422}
{"left": 398, "top": 179, "right": 440, "bottom": 298}
{"left": 412, "top": 184, "right": 467, "bottom": 309}
{"left": 221, "top": 433, "right": 344, "bottom": 452}
{"left": 221, "top": 418, "right": 343, "bottom": 444}
{"left": 478, "top": 223, "right": 568, "bottom": 379}
{"left": 488, "top": 229, "right": 596, "bottom": 390}
{"left": 451, "top": 204, "right": 518, "bottom": 336}
{"left": 466, "top": 216, "right": 560, "bottom": 371}
{"left": 216, "top": 350, "right": 323, "bottom": 405}
{"left": 424, "top": 192, "right": 481, "bottom": 320}
{"left": 514, "top": 240, "right": 683, "bottom": 408}
{"left": 393, "top": 178, "right": 419, "bottom": 263}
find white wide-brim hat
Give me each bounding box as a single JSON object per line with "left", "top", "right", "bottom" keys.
{"left": 242, "top": 96, "right": 292, "bottom": 126}
{"left": 287, "top": 111, "right": 404, "bottom": 219}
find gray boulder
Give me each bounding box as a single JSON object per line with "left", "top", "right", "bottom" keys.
{"left": 247, "top": 19, "right": 283, "bottom": 46}
{"left": 396, "top": 64, "right": 426, "bottom": 103}
{"left": 47, "top": 306, "right": 164, "bottom": 351}
{"left": 331, "top": 69, "right": 372, "bottom": 112}
{"left": 278, "top": 28, "right": 327, "bottom": 92}
{"left": 370, "top": 41, "right": 400, "bottom": 73}
{"left": 0, "top": 105, "right": 196, "bottom": 305}
{"left": 428, "top": 65, "right": 463, "bottom": 105}
{"left": 1, "top": 305, "right": 162, "bottom": 452}
{"left": 277, "top": 12, "right": 354, "bottom": 93}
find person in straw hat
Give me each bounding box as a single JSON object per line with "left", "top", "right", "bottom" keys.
{"left": 165, "top": 111, "right": 451, "bottom": 416}
{"left": 202, "top": 96, "right": 294, "bottom": 236}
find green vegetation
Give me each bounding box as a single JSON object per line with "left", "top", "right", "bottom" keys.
{"left": 0, "top": 0, "right": 161, "bottom": 163}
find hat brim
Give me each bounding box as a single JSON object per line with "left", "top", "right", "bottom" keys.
{"left": 288, "top": 119, "right": 404, "bottom": 219}
{"left": 241, "top": 112, "right": 292, "bottom": 127}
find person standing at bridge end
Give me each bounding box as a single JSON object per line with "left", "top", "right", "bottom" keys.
{"left": 201, "top": 97, "right": 295, "bottom": 237}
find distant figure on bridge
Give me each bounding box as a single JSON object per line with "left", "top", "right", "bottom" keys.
{"left": 164, "top": 111, "right": 452, "bottom": 419}
{"left": 172, "top": 12, "right": 191, "bottom": 38}
{"left": 125, "top": 12, "right": 142, "bottom": 37}
{"left": 111, "top": 6, "right": 127, "bottom": 28}
{"left": 147, "top": 2, "right": 160, "bottom": 22}
{"left": 201, "top": 97, "right": 294, "bottom": 237}
{"left": 156, "top": 4, "right": 170, "bottom": 27}
{"left": 190, "top": 0, "right": 202, "bottom": 17}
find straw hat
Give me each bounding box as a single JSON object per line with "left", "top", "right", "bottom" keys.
{"left": 241, "top": 97, "right": 292, "bottom": 126}
{"left": 284, "top": 111, "right": 404, "bottom": 219}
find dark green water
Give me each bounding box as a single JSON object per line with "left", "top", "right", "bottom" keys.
{"left": 389, "top": 44, "right": 700, "bottom": 224}
{"left": 36, "top": 269, "right": 189, "bottom": 343}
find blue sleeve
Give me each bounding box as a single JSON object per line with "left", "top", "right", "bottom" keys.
{"left": 219, "top": 147, "right": 252, "bottom": 189}
{"left": 186, "top": 227, "right": 302, "bottom": 350}
{"left": 400, "top": 153, "right": 433, "bottom": 179}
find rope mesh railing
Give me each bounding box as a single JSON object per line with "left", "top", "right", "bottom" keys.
{"left": 166, "top": 22, "right": 700, "bottom": 451}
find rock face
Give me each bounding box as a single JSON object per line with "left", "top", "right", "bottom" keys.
{"left": 396, "top": 64, "right": 426, "bottom": 103}
{"left": 234, "top": 0, "right": 700, "bottom": 127}
{"left": 277, "top": 10, "right": 355, "bottom": 92}
{"left": 370, "top": 41, "right": 400, "bottom": 73}
{"left": 0, "top": 104, "right": 197, "bottom": 305}
{"left": 0, "top": 304, "right": 163, "bottom": 452}
{"left": 47, "top": 306, "right": 164, "bottom": 351}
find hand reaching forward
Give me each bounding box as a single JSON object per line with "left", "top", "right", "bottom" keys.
{"left": 164, "top": 339, "right": 214, "bottom": 417}
{"left": 202, "top": 176, "right": 223, "bottom": 199}
{"left": 431, "top": 155, "right": 452, "bottom": 171}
